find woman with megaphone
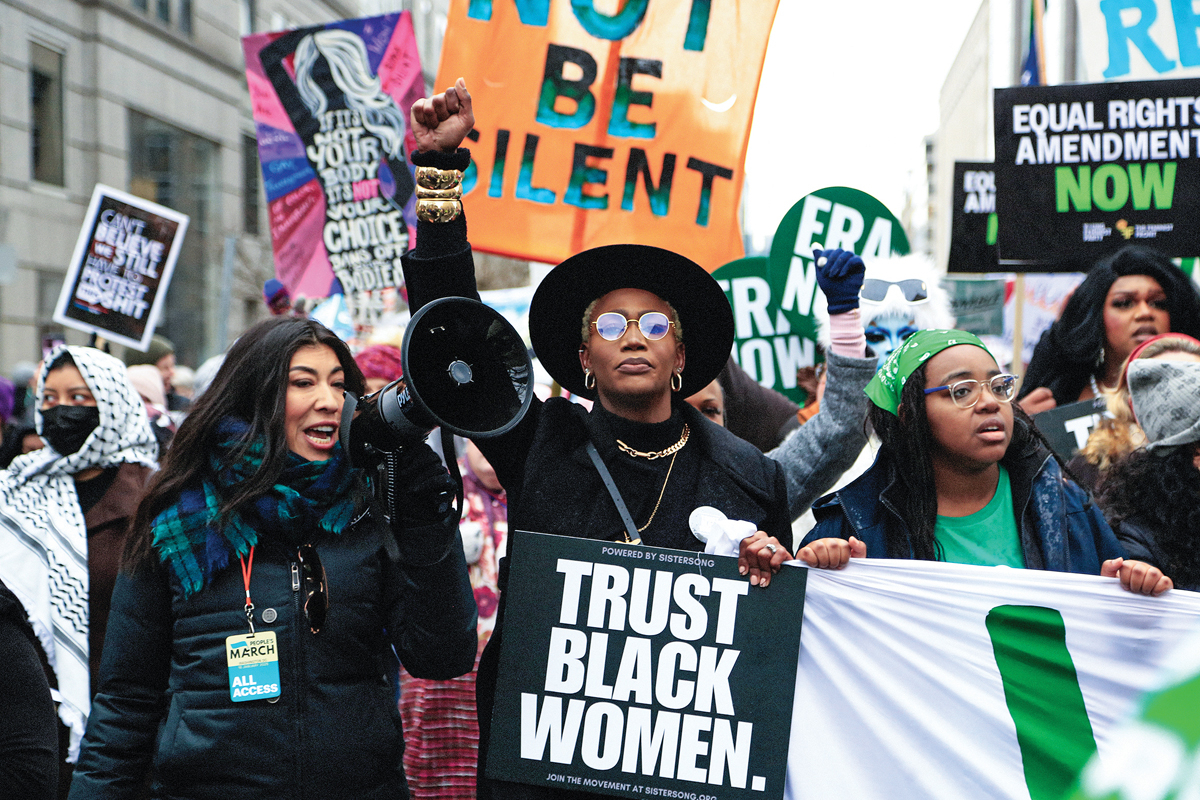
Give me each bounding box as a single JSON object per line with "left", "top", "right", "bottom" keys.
{"left": 402, "top": 80, "right": 867, "bottom": 800}
{"left": 66, "top": 316, "right": 478, "bottom": 799}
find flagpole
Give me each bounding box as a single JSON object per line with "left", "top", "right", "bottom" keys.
{"left": 1033, "top": 0, "right": 1047, "bottom": 86}
{"left": 1013, "top": 0, "right": 1047, "bottom": 381}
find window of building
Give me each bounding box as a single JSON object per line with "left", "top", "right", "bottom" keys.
{"left": 134, "top": 0, "right": 191, "bottom": 34}
{"left": 129, "top": 110, "right": 219, "bottom": 368}
{"left": 243, "top": 134, "right": 261, "bottom": 235}
{"left": 240, "top": 0, "right": 257, "bottom": 36}
{"left": 30, "top": 44, "right": 64, "bottom": 186}
{"left": 36, "top": 271, "right": 66, "bottom": 352}
{"left": 179, "top": 0, "right": 192, "bottom": 34}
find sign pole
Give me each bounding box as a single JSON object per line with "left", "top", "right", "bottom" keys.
{"left": 1012, "top": 273, "right": 1026, "bottom": 379}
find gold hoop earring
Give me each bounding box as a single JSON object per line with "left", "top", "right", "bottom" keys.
{"left": 671, "top": 371, "right": 683, "bottom": 392}
{"left": 584, "top": 369, "right": 596, "bottom": 390}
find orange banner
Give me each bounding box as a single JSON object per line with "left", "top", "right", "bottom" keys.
{"left": 435, "top": 0, "right": 779, "bottom": 270}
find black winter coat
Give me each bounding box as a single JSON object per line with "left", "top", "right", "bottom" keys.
{"left": 67, "top": 504, "right": 477, "bottom": 800}
{"left": 1114, "top": 516, "right": 1199, "bottom": 592}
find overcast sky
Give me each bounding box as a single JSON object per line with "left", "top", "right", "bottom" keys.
{"left": 742, "top": 1, "right": 985, "bottom": 247}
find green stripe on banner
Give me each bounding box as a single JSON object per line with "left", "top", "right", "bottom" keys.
{"left": 986, "top": 605, "right": 1098, "bottom": 800}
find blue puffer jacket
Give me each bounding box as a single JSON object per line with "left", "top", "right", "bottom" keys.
{"left": 804, "top": 431, "right": 1124, "bottom": 572}
{"left": 68, "top": 503, "right": 477, "bottom": 800}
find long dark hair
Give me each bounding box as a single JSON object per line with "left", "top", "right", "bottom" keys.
{"left": 1100, "top": 445, "right": 1200, "bottom": 588}
{"left": 124, "top": 317, "right": 365, "bottom": 569}
{"left": 869, "top": 364, "right": 1066, "bottom": 560}
{"left": 1020, "top": 245, "right": 1200, "bottom": 404}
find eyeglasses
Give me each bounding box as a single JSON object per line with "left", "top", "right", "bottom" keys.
{"left": 860, "top": 279, "right": 929, "bottom": 304}
{"left": 297, "top": 544, "right": 328, "bottom": 634}
{"left": 592, "top": 311, "right": 674, "bottom": 341}
{"left": 924, "top": 374, "right": 1018, "bottom": 408}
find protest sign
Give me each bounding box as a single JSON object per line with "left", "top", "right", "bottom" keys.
{"left": 487, "top": 531, "right": 805, "bottom": 800}
{"left": 242, "top": 13, "right": 425, "bottom": 330}
{"left": 53, "top": 184, "right": 188, "bottom": 351}
{"left": 947, "top": 161, "right": 999, "bottom": 273}
{"left": 1078, "top": 0, "right": 1200, "bottom": 82}
{"left": 994, "top": 77, "right": 1200, "bottom": 266}
{"left": 945, "top": 277, "right": 1006, "bottom": 338}
{"left": 789, "top": 559, "right": 1200, "bottom": 800}
{"left": 435, "top": 0, "right": 780, "bottom": 268}
{"left": 1033, "top": 397, "right": 1109, "bottom": 460}
{"left": 713, "top": 187, "right": 908, "bottom": 404}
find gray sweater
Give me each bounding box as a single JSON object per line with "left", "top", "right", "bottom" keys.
{"left": 767, "top": 349, "right": 877, "bottom": 519}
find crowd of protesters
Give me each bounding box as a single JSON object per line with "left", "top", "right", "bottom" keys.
{"left": 0, "top": 78, "right": 1195, "bottom": 800}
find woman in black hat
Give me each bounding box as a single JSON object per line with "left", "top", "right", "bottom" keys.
{"left": 403, "top": 81, "right": 863, "bottom": 800}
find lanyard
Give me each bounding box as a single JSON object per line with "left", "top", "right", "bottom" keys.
{"left": 239, "top": 546, "right": 256, "bottom": 635}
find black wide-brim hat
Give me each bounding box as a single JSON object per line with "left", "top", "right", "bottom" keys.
{"left": 529, "top": 244, "right": 734, "bottom": 400}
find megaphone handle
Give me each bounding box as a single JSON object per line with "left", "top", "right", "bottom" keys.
{"left": 440, "top": 427, "right": 464, "bottom": 521}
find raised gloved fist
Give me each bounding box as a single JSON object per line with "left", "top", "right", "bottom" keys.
{"left": 813, "top": 248, "right": 865, "bottom": 315}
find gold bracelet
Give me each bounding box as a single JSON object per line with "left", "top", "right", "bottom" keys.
{"left": 415, "top": 185, "right": 463, "bottom": 201}
{"left": 415, "top": 167, "right": 464, "bottom": 192}
{"left": 416, "top": 199, "right": 462, "bottom": 223}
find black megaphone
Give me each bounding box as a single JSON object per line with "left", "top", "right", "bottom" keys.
{"left": 339, "top": 296, "right": 533, "bottom": 468}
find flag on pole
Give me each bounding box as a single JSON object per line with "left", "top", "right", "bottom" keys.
{"left": 786, "top": 560, "right": 1200, "bottom": 800}
{"left": 1020, "top": 0, "right": 1047, "bottom": 86}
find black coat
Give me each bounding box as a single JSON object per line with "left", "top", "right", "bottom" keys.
{"left": 0, "top": 579, "right": 57, "bottom": 799}
{"left": 67, "top": 505, "right": 477, "bottom": 800}
{"left": 1114, "top": 516, "right": 1199, "bottom": 592}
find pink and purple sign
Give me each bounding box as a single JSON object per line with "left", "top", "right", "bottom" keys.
{"left": 243, "top": 13, "right": 426, "bottom": 312}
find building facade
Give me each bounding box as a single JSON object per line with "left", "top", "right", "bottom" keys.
{"left": 0, "top": 0, "right": 354, "bottom": 373}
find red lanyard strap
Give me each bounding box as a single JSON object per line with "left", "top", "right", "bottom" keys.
{"left": 239, "top": 546, "right": 256, "bottom": 635}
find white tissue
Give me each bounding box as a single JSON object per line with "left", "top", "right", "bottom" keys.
{"left": 689, "top": 506, "right": 757, "bottom": 558}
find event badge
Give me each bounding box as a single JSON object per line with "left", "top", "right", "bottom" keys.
{"left": 225, "top": 631, "right": 281, "bottom": 702}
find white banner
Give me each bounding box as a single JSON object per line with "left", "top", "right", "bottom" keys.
{"left": 1079, "top": 0, "right": 1200, "bottom": 82}
{"left": 787, "top": 559, "right": 1200, "bottom": 800}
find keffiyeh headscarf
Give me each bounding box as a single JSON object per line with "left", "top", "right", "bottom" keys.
{"left": 865, "top": 329, "right": 992, "bottom": 415}
{"left": 0, "top": 345, "right": 157, "bottom": 761}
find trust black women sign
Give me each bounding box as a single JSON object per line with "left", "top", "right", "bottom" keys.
{"left": 487, "top": 532, "right": 806, "bottom": 800}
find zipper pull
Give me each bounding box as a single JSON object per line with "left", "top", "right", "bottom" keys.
{"left": 291, "top": 562, "right": 300, "bottom": 592}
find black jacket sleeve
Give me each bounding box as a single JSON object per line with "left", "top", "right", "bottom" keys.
{"left": 402, "top": 149, "right": 477, "bottom": 312}
{"left": 383, "top": 521, "right": 478, "bottom": 680}
{"left": 0, "top": 584, "right": 57, "bottom": 800}
{"left": 68, "top": 566, "right": 173, "bottom": 800}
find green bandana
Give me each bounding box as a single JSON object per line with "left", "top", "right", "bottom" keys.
{"left": 865, "top": 329, "right": 992, "bottom": 416}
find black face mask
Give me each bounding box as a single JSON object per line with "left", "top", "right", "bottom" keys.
{"left": 40, "top": 405, "right": 100, "bottom": 456}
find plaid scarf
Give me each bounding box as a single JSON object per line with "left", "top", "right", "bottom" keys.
{"left": 151, "top": 418, "right": 359, "bottom": 598}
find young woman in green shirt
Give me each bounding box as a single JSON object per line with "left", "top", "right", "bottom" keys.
{"left": 805, "top": 329, "right": 1171, "bottom": 595}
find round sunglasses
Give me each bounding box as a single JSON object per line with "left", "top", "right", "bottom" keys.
{"left": 592, "top": 311, "right": 674, "bottom": 341}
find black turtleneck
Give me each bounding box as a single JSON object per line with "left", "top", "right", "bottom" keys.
{"left": 576, "top": 404, "right": 703, "bottom": 551}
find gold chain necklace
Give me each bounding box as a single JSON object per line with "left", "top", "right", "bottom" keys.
{"left": 616, "top": 423, "right": 689, "bottom": 460}
{"left": 620, "top": 448, "right": 680, "bottom": 543}
{"left": 614, "top": 425, "right": 689, "bottom": 543}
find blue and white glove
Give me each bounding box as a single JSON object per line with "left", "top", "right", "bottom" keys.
{"left": 813, "top": 248, "right": 866, "bottom": 315}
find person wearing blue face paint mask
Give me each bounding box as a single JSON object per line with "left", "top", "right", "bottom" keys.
{"left": 847, "top": 255, "right": 956, "bottom": 371}
{"left": 0, "top": 346, "right": 158, "bottom": 792}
